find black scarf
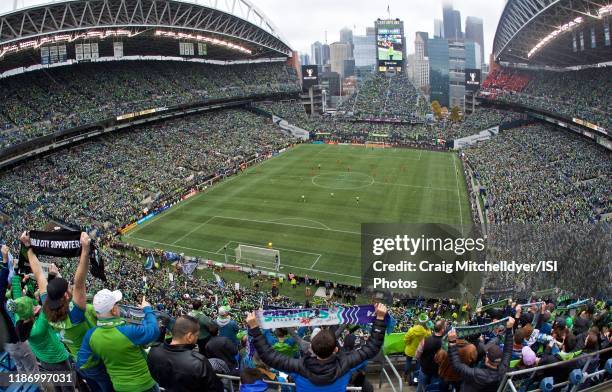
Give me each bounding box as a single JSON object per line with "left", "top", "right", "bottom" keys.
{"left": 18, "top": 230, "right": 106, "bottom": 281}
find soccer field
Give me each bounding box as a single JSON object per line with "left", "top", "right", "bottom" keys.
{"left": 124, "top": 144, "right": 471, "bottom": 285}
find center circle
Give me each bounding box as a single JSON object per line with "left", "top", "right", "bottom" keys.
{"left": 311, "top": 172, "right": 375, "bottom": 190}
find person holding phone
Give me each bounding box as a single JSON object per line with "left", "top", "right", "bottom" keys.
{"left": 78, "top": 292, "right": 160, "bottom": 392}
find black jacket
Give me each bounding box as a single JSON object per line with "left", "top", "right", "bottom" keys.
{"left": 205, "top": 336, "right": 239, "bottom": 370}
{"left": 449, "top": 330, "right": 513, "bottom": 392}
{"left": 248, "top": 318, "right": 387, "bottom": 386}
{"left": 147, "top": 342, "right": 224, "bottom": 392}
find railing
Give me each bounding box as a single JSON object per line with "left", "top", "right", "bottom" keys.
{"left": 215, "top": 374, "right": 363, "bottom": 392}
{"left": 497, "top": 347, "right": 612, "bottom": 392}
{"left": 378, "top": 355, "right": 403, "bottom": 392}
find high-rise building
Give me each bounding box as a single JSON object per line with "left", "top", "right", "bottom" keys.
{"left": 319, "top": 71, "right": 341, "bottom": 96}
{"left": 300, "top": 53, "right": 310, "bottom": 66}
{"left": 415, "top": 32, "right": 429, "bottom": 58}
{"left": 428, "top": 37, "right": 449, "bottom": 107}
{"left": 322, "top": 44, "right": 331, "bottom": 65}
{"left": 329, "top": 41, "right": 351, "bottom": 78}
{"left": 448, "top": 41, "right": 468, "bottom": 109}
{"left": 465, "top": 16, "right": 484, "bottom": 67}
{"left": 366, "top": 27, "right": 376, "bottom": 37}
{"left": 434, "top": 19, "right": 444, "bottom": 39}
{"left": 413, "top": 32, "right": 430, "bottom": 90}
{"left": 311, "top": 41, "right": 323, "bottom": 65}
{"left": 339, "top": 27, "right": 354, "bottom": 58}
{"left": 443, "top": 2, "right": 462, "bottom": 40}
{"left": 464, "top": 41, "right": 481, "bottom": 70}
{"left": 407, "top": 54, "right": 416, "bottom": 82}
{"left": 353, "top": 34, "right": 376, "bottom": 69}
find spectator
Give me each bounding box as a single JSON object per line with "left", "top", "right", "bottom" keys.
{"left": 403, "top": 313, "right": 431, "bottom": 385}
{"left": 1, "top": 244, "right": 38, "bottom": 373}
{"left": 188, "top": 299, "right": 214, "bottom": 353}
{"left": 415, "top": 319, "right": 446, "bottom": 391}
{"left": 246, "top": 303, "right": 388, "bottom": 392}
{"left": 21, "top": 231, "right": 114, "bottom": 391}
{"left": 435, "top": 335, "right": 478, "bottom": 392}
{"left": 447, "top": 317, "right": 515, "bottom": 392}
{"left": 205, "top": 323, "right": 240, "bottom": 375}
{"left": 78, "top": 291, "right": 160, "bottom": 392}
{"left": 216, "top": 305, "right": 240, "bottom": 346}
{"left": 148, "top": 315, "right": 224, "bottom": 392}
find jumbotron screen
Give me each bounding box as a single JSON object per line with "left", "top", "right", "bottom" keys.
{"left": 377, "top": 34, "right": 403, "bottom": 61}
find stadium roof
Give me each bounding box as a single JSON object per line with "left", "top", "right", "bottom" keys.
{"left": 0, "top": 0, "right": 292, "bottom": 63}
{"left": 493, "top": 0, "right": 612, "bottom": 67}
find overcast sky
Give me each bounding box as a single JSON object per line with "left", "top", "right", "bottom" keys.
{"left": 255, "top": 0, "right": 506, "bottom": 60}
{"left": 1, "top": 0, "right": 506, "bottom": 60}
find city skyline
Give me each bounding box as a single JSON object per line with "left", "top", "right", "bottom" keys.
{"left": 254, "top": 0, "right": 505, "bottom": 62}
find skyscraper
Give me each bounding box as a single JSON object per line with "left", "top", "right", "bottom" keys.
{"left": 428, "top": 37, "right": 449, "bottom": 107}
{"left": 465, "top": 16, "right": 484, "bottom": 67}
{"left": 311, "top": 41, "right": 323, "bottom": 65}
{"left": 322, "top": 44, "right": 330, "bottom": 66}
{"left": 330, "top": 41, "right": 351, "bottom": 78}
{"left": 443, "top": 2, "right": 462, "bottom": 40}
{"left": 339, "top": 27, "right": 354, "bottom": 58}
{"left": 414, "top": 32, "right": 430, "bottom": 90}
{"left": 353, "top": 34, "right": 376, "bottom": 68}
{"left": 415, "top": 32, "right": 429, "bottom": 58}
{"left": 434, "top": 19, "right": 444, "bottom": 39}
{"left": 300, "top": 53, "right": 310, "bottom": 66}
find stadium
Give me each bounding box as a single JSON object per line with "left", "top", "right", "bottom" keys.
{"left": 0, "top": 0, "right": 610, "bottom": 391}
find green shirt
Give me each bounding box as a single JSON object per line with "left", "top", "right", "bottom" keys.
{"left": 29, "top": 311, "right": 70, "bottom": 364}
{"left": 45, "top": 300, "right": 97, "bottom": 360}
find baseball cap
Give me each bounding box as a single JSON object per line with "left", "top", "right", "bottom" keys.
{"left": 486, "top": 345, "right": 503, "bottom": 363}
{"left": 93, "top": 289, "right": 122, "bottom": 314}
{"left": 521, "top": 346, "right": 537, "bottom": 366}
{"left": 45, "top": 277, "right": 69, "bottom": 310}
{"left": 218, "top": 305, "right": 230, "bottom": 316}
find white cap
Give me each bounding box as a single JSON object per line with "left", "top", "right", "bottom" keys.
{"left": 93, "top": 289, "right": 122, "bottom": 314}
{"left": 311, "top": 327, "right": 322, "bottom": 339}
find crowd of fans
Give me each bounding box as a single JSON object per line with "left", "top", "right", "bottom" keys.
{"left": 338, "top": 73, "right": 427, "bottom": 121}
{"left": 463, "top": 124, "right": 611, "bottom": 224}
{"left": 0, "top": 60, "right": 300, "bottom": 149}
{"left": 2, "top": 239, "right": 610, "bottom": 392}
{"left": 480, "top": 66, "right": 611, "bottom": 130}
{"left": 444, "top": 107, "right": 523, "bottom": 140}
{"left": 0, "top": 109, "right": 293, "bottom": 250}
{"left": 0, "top": 59, "right": 610, "bottom": 391}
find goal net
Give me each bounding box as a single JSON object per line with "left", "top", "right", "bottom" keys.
{"left": 235, "top": 244, "right": 281, "bottom": 270}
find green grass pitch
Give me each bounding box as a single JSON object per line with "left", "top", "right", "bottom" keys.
{"left": 124, "top": 144, "right": 471, "bottom": 286}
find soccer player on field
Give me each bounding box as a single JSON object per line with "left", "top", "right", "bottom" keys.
{"left": 356, "top": 196, "right": 360, "bottom": 205}
{"left": 301, "top": 195, "right": 305, "bottom": 203}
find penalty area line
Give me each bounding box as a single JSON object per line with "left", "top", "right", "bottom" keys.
{"left": 127, "top": 236, "right": 359, "bottom": 280}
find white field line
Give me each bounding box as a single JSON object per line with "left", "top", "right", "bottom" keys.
{"left": 128, "top": 236, "right": 359, "bottom": 279}
{"left": 171, "top": 216, "right": 216, "bottom": 245}
{"left": 452, "top": 154, "right": 465, "bottom": 235}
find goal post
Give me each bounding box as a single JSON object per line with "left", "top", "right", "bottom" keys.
{"left": 235, "top": 244, "right": 281, "bottom": 271}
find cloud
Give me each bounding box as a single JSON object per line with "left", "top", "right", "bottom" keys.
{"left": 1, "top": 0, "right": 506, "bottom": 62}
